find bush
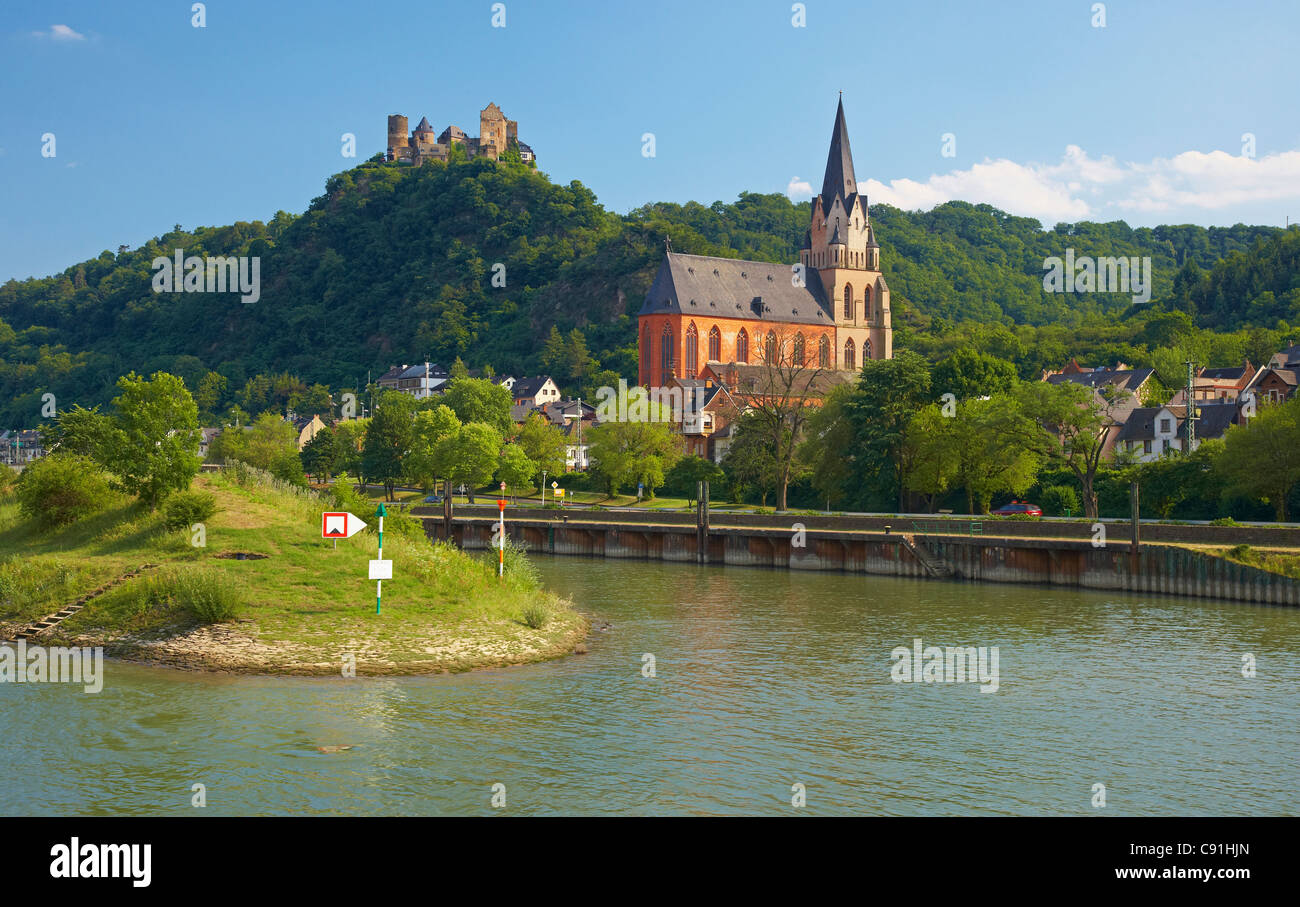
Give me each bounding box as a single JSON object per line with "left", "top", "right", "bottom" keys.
{"left": 1040, "top": 485, "right": 1081, "bottom": 517}
{"left": 161, "top": 489, "right": 218, "bottom": 530}
{"left": 0, "top": 464, "right": 18, "bottom": 495}
{"left": 520, "top": 602, "right": 549, "bottom": 629}
{"left": 15, "top": 454, "right": 113, "bottom": 530}
{"left": 146, "top": 567, "right": 243, "bottom": 623}
{"left": 482, "top": 535, "right": 540, "bottom": 590}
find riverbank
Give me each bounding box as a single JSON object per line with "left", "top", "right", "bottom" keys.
{"left": 0, "top": 472, "right": 587, "bottom": 675}
{"left": 431, "top": 509, "right": 1300, "bottom": 606}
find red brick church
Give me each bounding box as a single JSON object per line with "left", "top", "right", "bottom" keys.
{"left": 637, "top": 98, "right": 894, "bottom": 388}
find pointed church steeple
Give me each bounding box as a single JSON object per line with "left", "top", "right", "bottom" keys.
{"left": 820, "top": 97, "right": 857, "bottom": 204}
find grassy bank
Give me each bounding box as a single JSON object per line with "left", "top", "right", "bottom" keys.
{"left": 0, "top": 470, "right": 586, "bottom": 675}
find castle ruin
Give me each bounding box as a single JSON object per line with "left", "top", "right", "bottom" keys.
{"left": 385, "top": 102, "right": 535, "bottom": 166}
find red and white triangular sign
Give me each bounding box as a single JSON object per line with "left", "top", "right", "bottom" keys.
{"left": 322, "top": 512, "right": 367, "bottom": 539}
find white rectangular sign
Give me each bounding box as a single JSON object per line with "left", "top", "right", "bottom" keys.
{"left": 368, "top": 559, "right": 393, "bottom": 580}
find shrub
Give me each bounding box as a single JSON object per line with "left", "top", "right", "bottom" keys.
{"left": 520, "top": 602, "right": 550, "bottom": 629}
{"left": 1040, "top": 485, "right": 1081, "bottom": 517}
{"left": 482, "top": 535, "right": 539, "bottom": 590}
{"left": 146, "top": 567, "right": 243, "bottom": 623}
{"left": 0, "top": 464, "right": 18, "bottom": 495}
{"left": 15, "top": 454, "right": 113, "bottom": 530}
{"left": 1211, "top": 517, "right": 1240, "bottom": 527}
{"left": 161, "top": 489, "right": 218, "bottom": 530}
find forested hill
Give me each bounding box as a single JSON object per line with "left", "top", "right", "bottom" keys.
{"left": 1, "top": 152, "right": 1298, "bottom": 425}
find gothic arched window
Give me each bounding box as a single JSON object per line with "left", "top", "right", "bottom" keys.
{"left": 708, "top": 325, "right": 721, "bottom": 362}
{"left": 864, "top": 285, "right": 873, "bottom": 321}
{"left": 765, "top": 331, "right": 777, "bottom": 364}
{"left": 844, "top": 284, "right": 854, "bottom": 320}
{"left": 844, "top": 338, "right": 856, "bottom": 371}
{"left": 684, "top": 323, "right": 698, "bottom": 378}
{"left": 736, "top": 329, "right": 749, "bottom": 363}
{"left": 818, "top": 335, "right": 830, "bottom": 368}
{"left": 793, "top": 333, "right": 805, "bottom": 366}
{"left": 660, "top": 323, "right": 674, "bottom": 380}
{"left": 641, "top": 324, "right": 650, "bottom": 378}
{"left": 864, "top": 337, "right": 872, "bottom": 361}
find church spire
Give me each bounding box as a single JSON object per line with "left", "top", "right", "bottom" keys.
{"left": 820, "top": 97, "right": 857, "bottom": 204}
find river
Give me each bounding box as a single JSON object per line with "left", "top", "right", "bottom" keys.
{"left": 2, "top": 558, "right": 1297, "bottom": 816}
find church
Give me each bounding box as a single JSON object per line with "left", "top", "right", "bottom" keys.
{"left": 637, "top": 98, "right": 893, "bottom": 388}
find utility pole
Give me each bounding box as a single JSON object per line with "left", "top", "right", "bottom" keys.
{"left": 1185, "top": 360, "right": 1197, "bottom": 451}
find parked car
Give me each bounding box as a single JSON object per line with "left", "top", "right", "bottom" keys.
{"left": 422, "top": 494, "right": 443, "bottom": 504}
{"left": 990, "top": 501, "right": 1042, "bottom": 517}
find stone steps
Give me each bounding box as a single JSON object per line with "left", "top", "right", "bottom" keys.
{"left": 6, "top": 564, "right": 159, "bottom": 642}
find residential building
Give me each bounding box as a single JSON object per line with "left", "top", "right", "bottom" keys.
{"left": 377, "top": 363, "right": 449, "bottom": 399}
{"left": 511, "top": 377, "right": 561, "bottom": 408}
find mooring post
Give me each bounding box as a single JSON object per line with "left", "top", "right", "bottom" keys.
{"left": 701, "top": 480, "right": 710, "bottom": 565}
{"left": 443, "top": 478, "right": 453, "bottom": 543}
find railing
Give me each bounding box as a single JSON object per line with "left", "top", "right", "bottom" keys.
{"left": 912, "top": 520, "right": 983, "bottom": 536}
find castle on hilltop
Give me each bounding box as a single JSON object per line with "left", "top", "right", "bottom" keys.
{"left": 385, "top": 102, "right": 535, "bottom": 166}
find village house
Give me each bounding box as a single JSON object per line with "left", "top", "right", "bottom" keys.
{"left": 510, "top": 377, "right": 561, "bottom": 408}
{"left": 1113, "top": 401, "right": 1244, "bottom": 462}
{"left": 1, "top": 429, "right": 44, "bottom": 465}
{"left": 659, "top": 375, "right": 741, "bottom": 461}
{"left": 289, "top": 414, "right": 328, "bottom": 451}
{"left": 377, "top": 363, "right": 449, "bottom": 399}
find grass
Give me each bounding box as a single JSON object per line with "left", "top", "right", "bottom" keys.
{"left": 0, "top": 469, "right": 585, "bottom": 674}
{"left": 1220, "top": 544, "right": 1300, "bottom": 580}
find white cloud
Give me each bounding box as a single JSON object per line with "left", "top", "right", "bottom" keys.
{"left": 33, "top": 24, "right": 86, "bottom": 41}
{"left": 857, "top": 144, "right": 1300, "bottom": 225}
{"left": 786, "top": 176, "right": 813, "bottom": 200}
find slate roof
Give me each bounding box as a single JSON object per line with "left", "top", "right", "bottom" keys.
{"left": 414, "top": 117, "right": 434, "bottom": 134}
{"left": 1046, "top": 367, "right": 1153, "bottom": 393}
{"left": 819, "top": 97, "right": 857, "bottom": 205}
{"left": 1115, "top": 407, "right": 1173, "bottom": 443}
{"left": 1116, "top": 402, "right": 1241, "bottom": 443}
{"left": 512, "top": 377, "right": 556, "bottom": 399}
{"left": 1195, "top": 401, "right": 1241, "bottom": 440}
{"left": 1200, "top": 365, "right": 1251, "bottom": 380}
{"left": 637, "top": 252, "right": 832, "bottom": 325}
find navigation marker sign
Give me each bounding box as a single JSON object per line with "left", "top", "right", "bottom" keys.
{"left": 373, "top": 503, "right": 388, "bottom": 615}
{"left": 322, "top": 512, "right": 367, "bottom": 539}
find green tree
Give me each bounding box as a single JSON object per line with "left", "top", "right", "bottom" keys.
{"left": 516, "top": 411, "right": 566, "bottom": 489}
{"left": 15, "top": 454, "right": 113, "bottom": 530}
{"left": 300, "top": 427, "right": 337, "bottom": 483}
{"left": 441, "top": 377, "right": 513, "bottom": 434}
{"left": 664, "top": 454, "right": 725, "bottom": 507}
{"left": 722, "top": 412, "right": 782, "bottom": 507}
{"left": 435, "top": 422, "right": 503, "bottom": 502}
{"left": 932, "top": 347, "right": 1018, "bottom": 400}
{"left": 1216, "top": 397, "right": 1300, "bottom": 520}
{"left": 362, "top": 391, "right": 418, "bottom": 501}
{"left": 496, "top": 443, "right": 537, "bottom": 494}
{"left": 586, "top": 402, "right": 681, "bottom": 496}
{"left": 100, "top": 371, "right": 201, "bottom": 506}
{"left": 843, "top": 350, "right": 933, "bottom": 511}
{"left": 333, "top": 419, "right": 369, "bottom": 487}
{"left": 405, "top": 405, "right": 461, "bottom": 491}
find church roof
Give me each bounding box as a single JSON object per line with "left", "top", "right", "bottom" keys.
{"left": 637, "top": 252, "right": 832, "bottom": 325}
{"left": 819, "top": 97, "right": 857, "bottom": 205}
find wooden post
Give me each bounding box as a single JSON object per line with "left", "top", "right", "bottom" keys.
{"left": 443, "top": 478, "right": 453, "bottom": 543}
{"left": 1130, "top": 481, "right": 1141, "bottom": 578}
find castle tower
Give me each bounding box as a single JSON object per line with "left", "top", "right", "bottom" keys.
{"left": 479, "top": 102, "right": 508, "bottom": 158}
{"left": 799, "top": 97, "right": 892, "bottom": 366}
{"left": 386, "top": 114, "right": 409, "bottom": 162}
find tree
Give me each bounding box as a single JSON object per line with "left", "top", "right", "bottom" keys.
{"left": 1216, "top": 397, "right": 1300, "bottom": 520}
{"left": 15, "top": 454, "right": 113, "bottom": 530}
{"left": 932, "top": 347, "right": 1018, "bottom": 400}
{"left": 722, "top": 412, "right": 782, "bottom": 507}
{"left": 99, "top": 371, "right": 201, "bottom": 506}
{"left": 405, "top": 405, "right": 461, "bottom": 491}
{"left": 362, "top": 391, "right": 418, "bottom": 500}
{"left": 333, "top": 418, "right": 369, "bottom": 487}
{"left": 450, "top": 357, "right": 470, "bottom": 380}
{"left": 516, "top": 412, "right": 567, "bottom": 489}
{"left": 244, "top": 413, "right": 300, "bottom": 471}
{"left": 540, "top": 326, "right": 566, "bottom": 375}
{"left": 586, "top": 402, "right": 681, "bottom": 496}
{"left": 799, "top": 383, "right": 858, "bottom": 509}
{"left": 435, "top": 423, "right": 503, "bottom": 502}
{"left": 41, "top": 404, "right": 114, "bottom": 458}
{"left": 843, "top": 350, "right": 933, "bottom": 511}
{"left": 1013, "top": 380, "right": 1128, "bottom": 519}
{"left": 195, "top": 371, "right": 228, "bottom": 419}
{"left": 496, "top": 443, "right": 537, "bottom": 494}
{"left": 903, "top": 405, "right": 960, "bottom": 512}
{"left": 664, "top": 454, "right": 725, "bottom": 507}
{"left": 300, "top": 427, "right": 337, "bottom": 483}
{"left": 946, "top": 395, "right": 1044, "bottom": 514}
{"left": 441, "top": 377, "right": 513, "bottom": 434}
{"left": 737, "top": 326, "right": 834, "bottom": 511}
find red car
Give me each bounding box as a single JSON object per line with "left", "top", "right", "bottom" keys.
{"left": 991, "top": 501, "right": 1042, "bottom": 517}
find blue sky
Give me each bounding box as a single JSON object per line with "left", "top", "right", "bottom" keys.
{"left": 3, "top": 0, "right": 1298, "bottom": 282}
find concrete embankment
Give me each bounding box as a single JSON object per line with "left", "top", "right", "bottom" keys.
{"left": 420, "top": 507, "right": 1300, "bottom": 607}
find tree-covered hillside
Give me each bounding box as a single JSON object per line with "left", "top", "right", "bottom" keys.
{"left": 1, "top": 152, "right": 1298, "bottom": 425}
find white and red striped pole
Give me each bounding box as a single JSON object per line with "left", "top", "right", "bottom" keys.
{"left": 497, "top": 497, "right": 506, "bottom": 578}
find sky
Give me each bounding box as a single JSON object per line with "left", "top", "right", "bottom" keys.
{"left": 2, "top": 0, "right": 1299, "bottom": 282}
